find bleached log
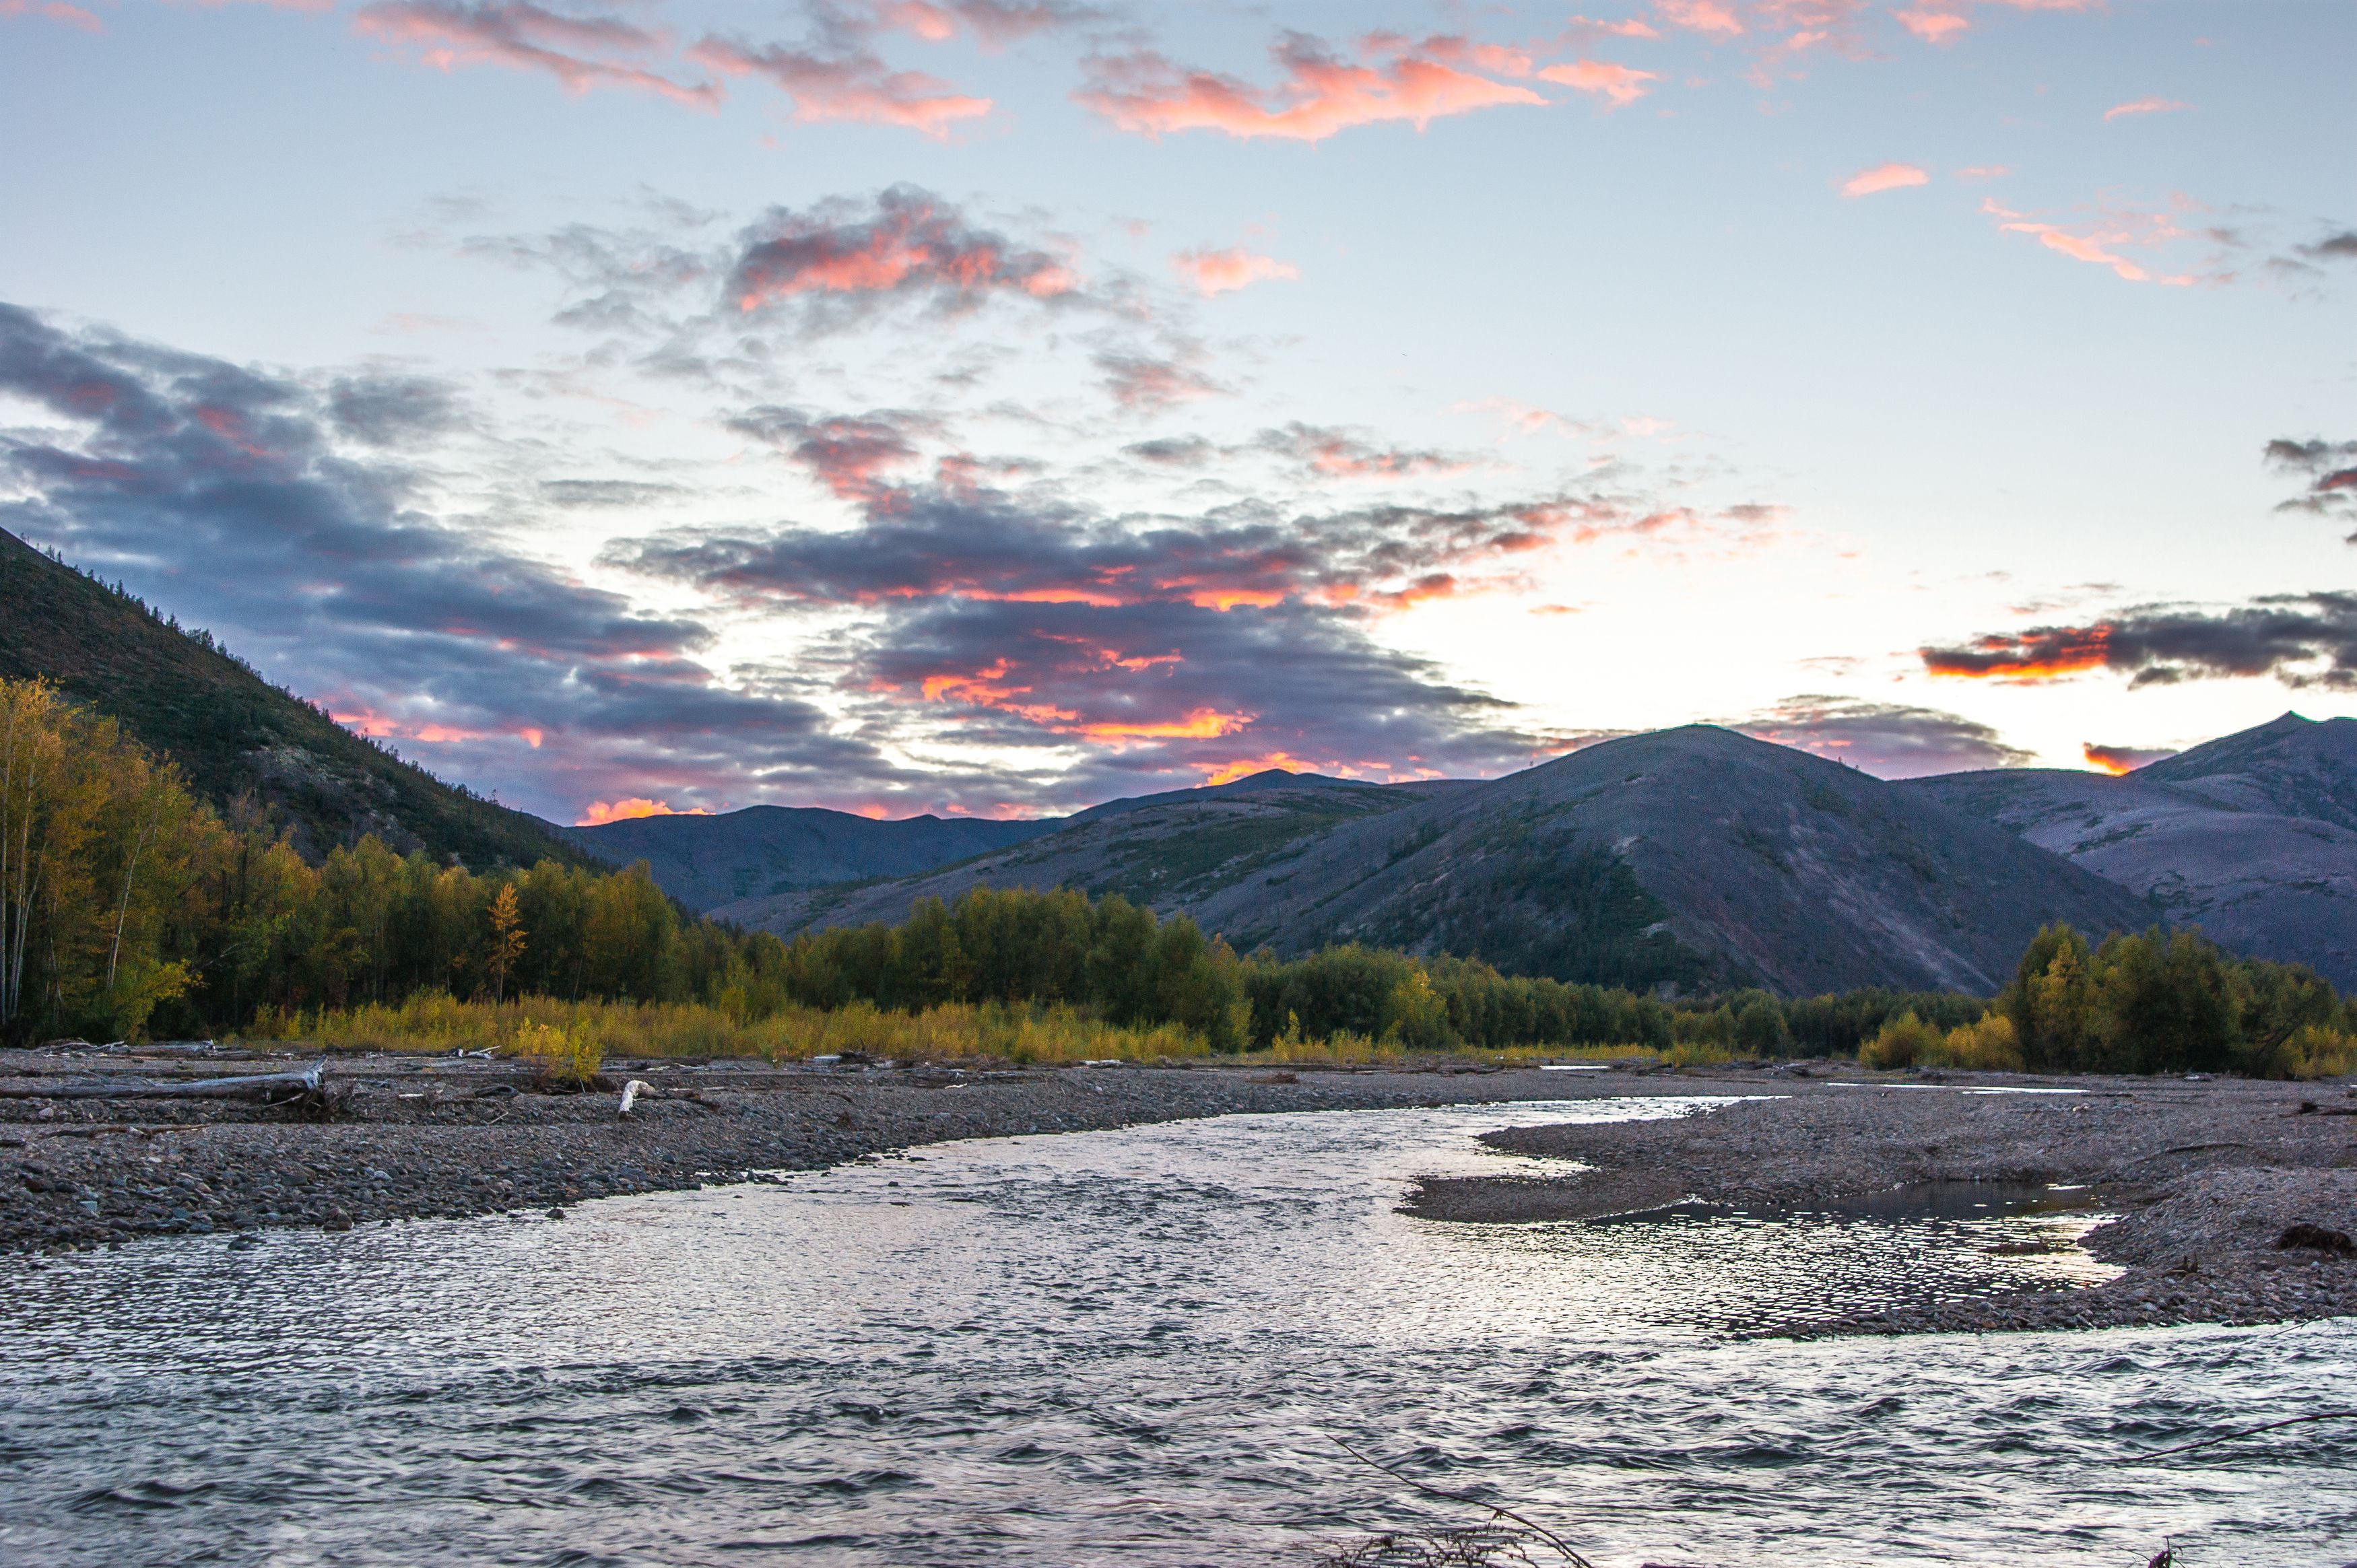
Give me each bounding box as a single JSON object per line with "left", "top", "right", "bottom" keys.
{"left": 0, "top": 1062, "right": 325, "bottom": 1103}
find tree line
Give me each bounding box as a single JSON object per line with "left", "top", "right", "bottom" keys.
{"left": 5, "top": 677, "right": 2348, "bottom": 1077}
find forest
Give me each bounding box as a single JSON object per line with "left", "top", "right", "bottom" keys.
{"left": 5, "top": 677, "right": 2350, "bottom": 1077}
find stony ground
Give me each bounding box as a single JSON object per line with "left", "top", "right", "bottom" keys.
{"left": 0, "top": 1045, "right": 1608, "bottom": 1250}
{"left": 6, "top": 1046, "right": 2352, "bottom": 1338}
{"left": 1454, "top": 1071, "right": 2357, "bottom": 1335}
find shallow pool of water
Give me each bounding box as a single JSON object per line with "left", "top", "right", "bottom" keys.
{"left": 2, "top": 1095, "right": 2350, "bottom": 1565}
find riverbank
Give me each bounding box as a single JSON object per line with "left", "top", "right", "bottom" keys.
{"left": 0, "top": 1045, "right": 1638, "bottom": 1252}
{"left": 1430, "top": 1074, "right": 2357, "bottom": 1334}
{"left": 8, "top": 1046, "right": 2352, "bottom": 1338}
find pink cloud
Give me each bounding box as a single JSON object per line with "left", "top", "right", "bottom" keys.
{"left": 1536, "top": 59, "right": 1661, "bottom": 108}
{"left": 1981, "top": 196, "right": 2205, "bottom": 286}
{"left": 1655, "top": 0, "right": 1745, "bottom": 35}
{"left": 354, "top": 2, "right": 723, "bottom": 109}
{"left": 1171, "top": 247, "right": 1300, "bottom": 296}
{"left": 1896, "top": 7, "right": 1968, "bottom": 42}
{"left": 1567, "top": 14, "right": 1663, "bottom": 40}
{"left": 1075, "top": 35, "right": 1546, "bottom": 143}
{"left": 1840, "top": 161, "right": 1930, "bottom": 197}
{"left": 0, "top": 0, "right": 103, "bottom": 32}
{"left": 2104, "top": 96, "right": 2192, "bottom": 121}
{"left": 1956, "top": 164, "right": 2012, "bottom": 180}
{"left": 577, "top": 796, "right": 711, "bottom": 825}
{"left": 690, "top": 36, "right": 991, "bottom": 135}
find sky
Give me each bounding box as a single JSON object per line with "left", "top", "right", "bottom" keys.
{"left": 1, "top": 0, "right": 2352, "bottom": 826}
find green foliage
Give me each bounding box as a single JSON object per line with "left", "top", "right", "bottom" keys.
{"left": 1999, "top": 922, "right": 2346, "bottom": 1076}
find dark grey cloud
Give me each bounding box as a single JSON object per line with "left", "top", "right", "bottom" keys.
{"left": 1922, "top": 592, "right": 2357, "bottom": 690}
{"left": 2267, "top": 435, "right": 2357, "bottom": 533}
{"left": 2296, "top": 230, "right": 2357, "bottom": 263}
{"left": 1733, "top": 695, "right": 2033, "bottom": 778}
{"left": 0, "top": 300, "right": 886, "bottom": 818}
{"left": 539, "top": 478, "right": 690, "bottom": 509}
{"left": 328, "top": 373, "right": 464, "bottom": 447}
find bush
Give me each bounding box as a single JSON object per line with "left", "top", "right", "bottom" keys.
{"left": 1860, "top": 1011, "right": 1942, "bottom": 1070}
{"left": 1923, "top": 1013, "right": 2023, "bottom": 1072}
{"left": 516, "top": 1017, "right": 603, "bottom": 1087}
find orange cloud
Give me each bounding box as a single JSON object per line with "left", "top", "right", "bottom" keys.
{"left": 1841, "top": 162, "right": 1931, "bottom": 198}
{"left": 1535, "top": 59, "right": 1661, "bottom": 108}
{"left": 1076, "top": 38, "right": 1546, "bottom": 143}
{"left": 578, "top": 797, "right": 713, "bottom": 826}
{"left": 1923, "top": 625, "right": 2113, "bottom": 681}
{"left": 1204, "top": 751, "right": 1325, "bottom": 785}
{"left": 1171, "top": 246, "right": 1300, "bottom": 296}
{"left": 1077, "top": 708, "right": 1253, "bottom": 742}
{"left": 2104, "top": 96, "right": 2191, "bottom": 122}
{"left": 2082, "top": 742, "right": 2177, "bottom": 775}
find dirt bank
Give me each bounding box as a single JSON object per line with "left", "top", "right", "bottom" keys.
{"left": 1428, "top": 1073, "right": 2357, "bottom": 1334}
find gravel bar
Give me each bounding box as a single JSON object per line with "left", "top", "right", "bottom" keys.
{"left": 1449, "top": 1071, "right": 2357, "bottom": 1336}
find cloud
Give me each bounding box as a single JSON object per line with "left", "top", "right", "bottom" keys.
{"left": 1252, "top": 423, "right": 1473, "bottom": 481}
{"left": 0, "top": 300, "right": 888, "bottom": 823}
{"left": 1733, "top": 694, "right": 2032, "bottom": 777}
{"left": 2082, "top": 742, "right": 2177, "bottom": 775}
{"left": 727, "top": 404, "right": 930, "bottom": 501}
{"left": 2298, "top": 231, "right": 2357, "bottom": 263}
{"left": 1534, "top": 59, "right": 1660, "bottom": 108}
{"left": 871, "top": 0, "right": 1098, "bottom": 46}
{"left": 725, "top": 185, "right": 1078, "bottom": 318}
{"left": 539, "top": 478, "right": 688, "bottom": 508}
{"left": 578, "top": 796, "right": 712, "bottom": 825}
{"left": 1074, "top": 33, "right": 1546, "bottom": 143}
{"left": 2104, "top": 97, "right": 2191, "bottom": 122}
{"left": 1980, "top": 195, "right": 2214, "bottom": 285}
{"left": 2265, "top": 436, "right": 2357, "bottom": 531}
{"left": 1654, "top": 0, "right": 1744, "bottom": 36}
{"left": 1895, "top": 8, "right": 1968, "bottom": 43}
{"left": 1, "top": 1, "right": 102, "bottom": 33}
{"left": 354, "top": 1, "right": 724, "bottom": 108}
{"left": 688, "top": 32, "right": 991, "bottom": 137}
{"left": 1170, "top": 247, "right": 1300, "bottom": 297}
{"left": 1841, "top": 162, "right": 1930, "bottom": 198}
{"left": 326, "top": 373, "right": 464, "bottom": 446}
{"left": 1921, "top": 593, "right": 2357, "bottom": 689}
{"left": 1095, "top": 351, "right": 1222, "bottom": 411}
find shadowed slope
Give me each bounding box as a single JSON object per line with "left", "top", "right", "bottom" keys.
{"left": 0, "top": 526, "right": 588, "bottom": 868}
{"left": 1907, "top": 714, "right": 2357, "bottom": 987}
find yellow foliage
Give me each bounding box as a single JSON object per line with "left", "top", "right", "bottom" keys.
{"left": 515, "top": 1017, "right": 603, "bottom": 1087}
{"left": 1859, "top": 1011, "right": 1942, "bottom": 1070}
{"left": 1924, "top": 1013, "right": 2024, "bottom": 1072}
{"left": 2284, "top": 1023, "right": 2357, "bottom": 1081}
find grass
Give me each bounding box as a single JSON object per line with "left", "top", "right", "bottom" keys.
{"left": 238, "top": 991, "right": 1669, "bottom": 1070}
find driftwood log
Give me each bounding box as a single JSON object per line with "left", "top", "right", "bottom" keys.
{"left": 0, "top": 1062, "right": 325, "bottom": 1104}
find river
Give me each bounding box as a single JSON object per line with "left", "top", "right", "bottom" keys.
{"left": 3, "top": 1095, "right": 2350, "bottom": 1565}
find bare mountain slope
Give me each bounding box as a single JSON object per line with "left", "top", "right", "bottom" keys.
{"left": 563, "top": 807, "right": 1055, "bottom": 914}
{"left": 729, "top": 730, "right": 2151, "bottom": 996}
{"left": 1905, "top": 714, "right": 2357, "bottom": 987}
{"left": 1181, "top": 726, "right": 2154, "bottom": 994}
{"left": 709, "top": 773, "right": 1462, "bottom": 936}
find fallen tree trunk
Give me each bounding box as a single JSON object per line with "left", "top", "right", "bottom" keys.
{"left": 0, "top": 1062, "right": 325, "bottom": 1103}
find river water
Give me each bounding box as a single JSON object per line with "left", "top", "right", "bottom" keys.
{"left": 3, "top": 1095, "right": 2351, "bottom": 1565}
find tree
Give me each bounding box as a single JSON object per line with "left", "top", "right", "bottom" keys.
{"left": 486, "top": 882, "right": 527, "bottom": 1004}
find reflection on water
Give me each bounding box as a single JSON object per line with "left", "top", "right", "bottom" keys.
{"left": 1, "top": 1095, "right": 2350, "bottom": 1567}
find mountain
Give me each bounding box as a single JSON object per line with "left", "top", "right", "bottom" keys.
{"left": 563, "top": 806, "right": 1057, "bottom": 914}
{"left": 0, "top": 526, "right": 589, "bottom": 869}
{"left": 1905, "top": 713, "right": 2357, "bottom": 987}
{"left": 727, "top": 728, "right": 2152, "bottom": 996}
{"left": 708, "top": 772, "right": 1470, "bottom": 936}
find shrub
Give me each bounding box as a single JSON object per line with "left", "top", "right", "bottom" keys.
{"left": 1923, "top": 1013, "right": 2023, "bottom": 1072}
{"left": 516, "top": 1017, "right": 603, "bottom": 1087}
{"left": 2284, "top": 1023, "right": 2357, "bottom": 1081}
{"left": 1860, "top": 1010, "right": 1942, "bottom": 1070}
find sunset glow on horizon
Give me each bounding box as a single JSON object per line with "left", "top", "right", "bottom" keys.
{"left": 2, "top": 0, "right": 2348, "bottom": 825}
